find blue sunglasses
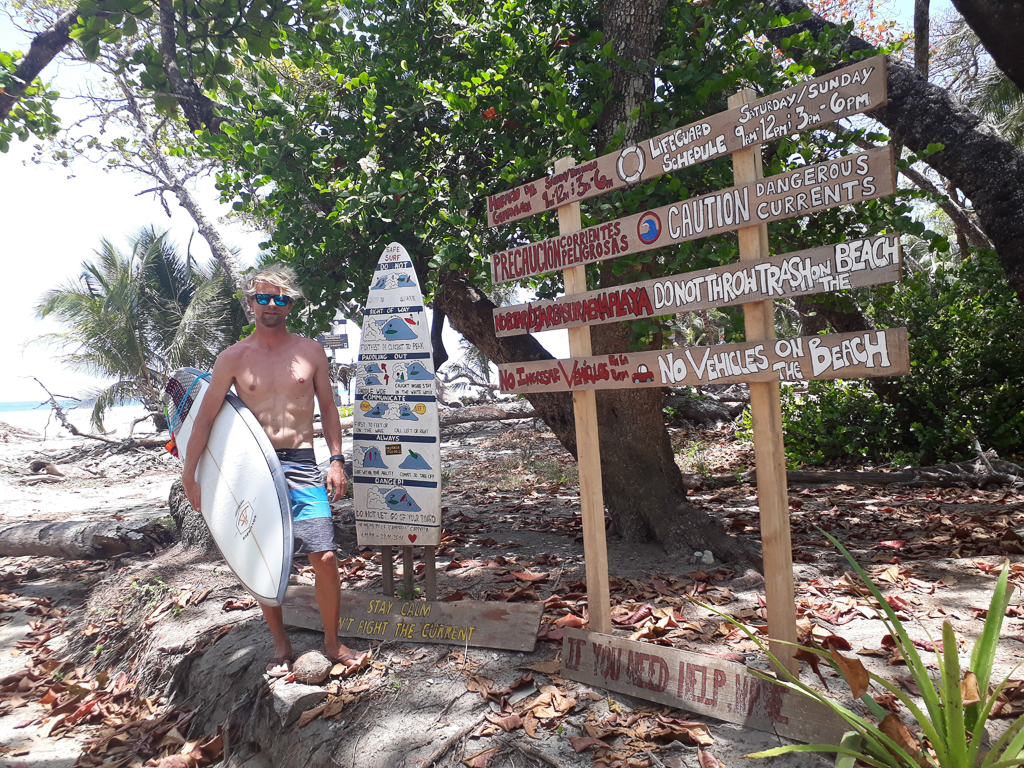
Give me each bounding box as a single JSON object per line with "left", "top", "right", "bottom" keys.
{"left": 253, "top": 293, "right": 293, "bottom": 306}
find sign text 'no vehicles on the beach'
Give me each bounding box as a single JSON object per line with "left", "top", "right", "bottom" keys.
{"left": 486, "top": 56, "right": 887, "bottom": 227}
{"left": 498, "top": 328, "right": 909, "bottom": 394}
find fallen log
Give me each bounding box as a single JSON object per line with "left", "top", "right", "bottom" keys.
{"left": 0, "top": 519, "right": 175, "bottom": 559}
{"left": 685, "top": 465, "right": 1022, "bottom": 491}
{"left": 439, "top": 403, "right": 539, "bottom": 426}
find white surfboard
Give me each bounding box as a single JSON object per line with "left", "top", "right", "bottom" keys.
{"left": 353, "top": 242, "right": 442, "bottom": 546}
{"left": 164, "top": 368, "right": 293, "bottom": 606}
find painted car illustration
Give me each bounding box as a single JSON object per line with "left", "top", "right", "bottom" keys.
{"left": 632, "top": 364, "right": 654, "bottom": 383}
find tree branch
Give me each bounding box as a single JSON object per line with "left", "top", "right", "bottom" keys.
{"left": 0, "top": 8, "right": 77, "bottom": 122}
{"left": 759, "top": 0, "right": 1024, "bottom": 299}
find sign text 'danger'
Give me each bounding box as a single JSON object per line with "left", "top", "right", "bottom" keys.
{"left": 498, "top": 328, "right": 909, "bottom": 394}
{"left": 486, "top": 56, "right": 887, "bottom": 227}
{"left": 490, "top": 148, "right": 895, "bottom": 284}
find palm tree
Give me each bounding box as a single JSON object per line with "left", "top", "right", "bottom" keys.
{"left": 36, "top": 227, "right": 245, "bottom": 431}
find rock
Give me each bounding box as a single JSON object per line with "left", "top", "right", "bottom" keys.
{"left": 29, "top": 460, "right": 64, "bottom": 476}
{"left": 168, "top": 479, "right": 218, "bottom": 553}
{"left": 701, "top": 550, "right": 714, "bottom": 565}
{"left": 292, "top": 651, "right": 331, "bottom": 685}
{"left": 271, "top": 681, "right": 328, "bottom": 727}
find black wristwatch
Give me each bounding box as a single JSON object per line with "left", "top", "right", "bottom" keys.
{"left": 329, "top": 454, "right": 345, "bottom": 464}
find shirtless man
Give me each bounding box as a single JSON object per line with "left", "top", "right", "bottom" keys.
{"left": 182, "top": 265, "right": 358, "bottom": 674}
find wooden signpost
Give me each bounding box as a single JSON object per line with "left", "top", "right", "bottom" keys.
{"left": 490, "top": 147, "right": 895, "bottom": 285}
{"left": 484, "top": 60, "right": 903, "bottom": 711}
{"left": 494, "top": 234, "right": 901, "bottom": 336}
{"left": 284, "top": 586, "right": 545, "bottom": 652}
{"left": 487, "top": 56, "right": 887, "bottom": 227}
{"left": 561, "top": 629, "right": 847, "bottom": 743}
{"left": 498, "top": 328, "right": 909, "bottom": 394}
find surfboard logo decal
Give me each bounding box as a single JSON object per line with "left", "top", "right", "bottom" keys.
{"left": 235, "top": 501, "right": 255, "bottom": 538}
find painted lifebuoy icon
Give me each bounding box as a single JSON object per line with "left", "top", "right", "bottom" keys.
{"left": 616, "top": 145, "right": 646, "bottom": 183}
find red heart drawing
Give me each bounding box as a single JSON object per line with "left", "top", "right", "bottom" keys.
{"left": 408, "top": 534, "right": 417, "bottom": 543}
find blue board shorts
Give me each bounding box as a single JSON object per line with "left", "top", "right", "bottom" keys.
{"left": 276, "top": 448, "right": 337, "bottom": 556}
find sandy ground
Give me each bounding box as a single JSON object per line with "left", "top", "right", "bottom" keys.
{"left": 2, "top": 408, "right": 1024, "bottom": 768}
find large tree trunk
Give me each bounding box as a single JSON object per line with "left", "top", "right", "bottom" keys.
{"left": 0, "top": 520, "right": 174, "bottom": 559}
{"left": 436, "top": 0, "right": 761, "bottom": 567}
{"left": 760, "top": 0, "right": 1024, "bottom": 301}
{"left": 436, "top": 272, "right": 760, "bottom": 568}
{"left": 0, "top": 8, "right": 77, "bottom": 122}
{"left": 950, "top": 0, "right": 1024, "bottom": 92}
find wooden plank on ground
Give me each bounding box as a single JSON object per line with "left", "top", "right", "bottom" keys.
{"left": 493, "top": 235, "right": 901, "bottom": 337}
{"left": 486, "top": 56, "right": 887, "bottom": 226}
{"left": 490, "top": 148, "right": 894, "bottom": 284}
{"left": 561, "top": 629, "right": 847, "bottom": 745}
{"left": 283, "top": 586, "right": 544, "bottom": 652}
{"left": 498, "top": 328, "right": 909, "bottom": 395}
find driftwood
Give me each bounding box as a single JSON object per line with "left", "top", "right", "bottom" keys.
{"left": 439, "top": 402, "right": 539, "bottom": 426}
{"left": 0, "top": 519, "right": 175, "bottom": 559}
{"left": 663, "top": 394, "right": 745, "bottom": 426}
{"left": 319, "top": 403, "right": 542, "bottom": 436}
{"left": 685, "top": 460, "right": 1023, "bottom": 491}
{"left": 33, "top": 378, "right": 166, "bottom": 450}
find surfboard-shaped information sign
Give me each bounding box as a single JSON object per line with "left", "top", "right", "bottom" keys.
{"left": 354, "top": 243, "right": 441, "bottom": 547}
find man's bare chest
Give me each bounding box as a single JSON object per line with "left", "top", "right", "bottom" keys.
{"left": 234, "top": 350, "right": 317, "bottom": 400}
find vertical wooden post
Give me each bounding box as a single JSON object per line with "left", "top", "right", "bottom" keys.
{"left": 729, "top": 90, "right": 799, "bottom": 677}
{"left": 402, "top": 545, "right": 415, "bottom": 598}
{"left": 423, "top": 546, "right": 436, "bottom": 601}
{"left": 382, "top": 545, "right": 394, "bottom": 597}
{"left": 555, "top": 157, "right": 612, "bottom": 635}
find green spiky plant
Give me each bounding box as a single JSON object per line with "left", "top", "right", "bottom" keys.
{"left": 705, "top": 532, "right": 1024, "bottom": 768}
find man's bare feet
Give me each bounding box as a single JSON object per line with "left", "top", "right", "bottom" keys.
{"left": 326, "top": 644, "right": 365, "bottom": 668}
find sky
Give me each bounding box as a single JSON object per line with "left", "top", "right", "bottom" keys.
{"left": 0, "top": 0, "right": 951, "bottom": 403}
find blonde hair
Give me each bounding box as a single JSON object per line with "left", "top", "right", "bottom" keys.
{"left": 243, "top": 264, "right": 305, "bottom": 301}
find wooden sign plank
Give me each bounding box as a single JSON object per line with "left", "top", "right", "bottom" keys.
{"left": 316, "top": 332, "right": 349, "bottom": 350}
{"left": 497, "top": 328, "right": 909, "bottom": 395}
{"left": 283, "top": 586, "right": 544, "bottom": 652}
{"left": 561, "top": 629, "right": 847, "bottom": 744}
{"left": 354, "top": 242, "right": 442, "bottom": 547}
{"left": 490, "top": 147, "right": 895, "bottom": 284}
{"left": 486, "top": 56, "right": 887, "bottom": 227}
{"left": 493, "top": 235, "right": 900, "bottom": 337}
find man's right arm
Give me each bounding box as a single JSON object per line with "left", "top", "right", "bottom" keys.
{"left": 182, "top": 354, "right": 236, "bottom": 512}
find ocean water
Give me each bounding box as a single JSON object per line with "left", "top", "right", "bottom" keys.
{"left": 0, "top": 400, "right": 82, "bottom": 413}
{"left": 0, "top": 402, "right": 152, "bottom": 437}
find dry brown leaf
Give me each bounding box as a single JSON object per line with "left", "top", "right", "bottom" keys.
{"left": 962, "top": 671, "right": 982, "bottom": 707}
{"left": 568, "top": 735, "right": 611, "bottom": 753}
{"left": 828, "top": 642, "right": 871, "bottom": 698}
{"left": 466, "top": 675, "right": 494, "bottom": 696}
{"left": 524, "top": 659, "right": 561, "bottom": 675}
{"left": 698, "top": 748, "right": 721, "bottom": 768}
{"left": 523, "top": 712, "right": 539, "bottom": 739}
{"left": 463, "top": 745, "right": 500, "bottom": 767}
{"left": 322, "top": 697, "right": 346, "bottom": 719}
{"left": 485, "top": 713, "right": 523, "bottom": 732}
{"left": 879, "top": 714, "right": 921, "bottom": 762}
{"left": 297, "top": 703, "right": 328, "bottom": 728}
